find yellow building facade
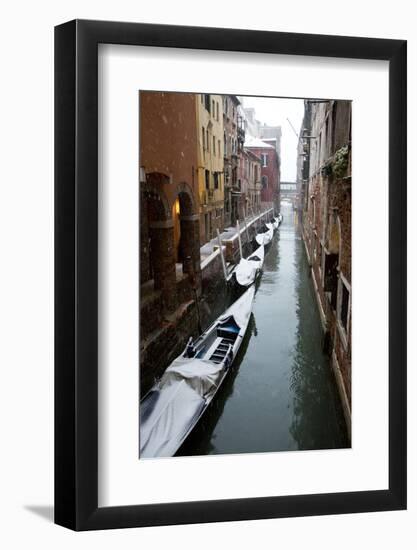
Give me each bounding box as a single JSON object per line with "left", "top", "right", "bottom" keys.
{"left": 196, "top": 94, "right": 224, "bottom": 245}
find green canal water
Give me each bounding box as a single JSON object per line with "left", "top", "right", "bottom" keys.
{"left": 177, "top": 201, "right": 349, "bottom": 456}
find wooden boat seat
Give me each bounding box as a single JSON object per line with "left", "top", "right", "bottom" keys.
{"left": 210, "top": 337, "right": 234, "bottom": 364}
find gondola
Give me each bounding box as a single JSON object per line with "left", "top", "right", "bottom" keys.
{"left": 266, "top": 213, "right": 283, "bottom": 231}
{"left": 234, "top": 244, "right": 265, "bottom": 287}
{"left": 255, "top": 224, "right": 274, "bottom": 246}
{"left": 139, "top": 285, "right": 256, "bottom": 458}
{"left": 266, "top": 219, "right": 278, "bottom": 231}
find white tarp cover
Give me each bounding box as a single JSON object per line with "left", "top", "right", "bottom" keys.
{"left": 162, "top": 358, "right": 225, "bottom": 398}
{"left": 255, "top": 227, "right": 273, "bottom": 246}
{"left": 235, "top": 258, "right": 258, "bottom": 286}
{"left": 219, "top": 284, "right": 255, "bottom": 328}
{"left": 235, "top": 246, "right": 264, "bottom": 286}
{"left": 140, "top": 380, "right": 205, "bottom": 458}
{"left": 267, "top": 219, "right": 279, "bottom": 230}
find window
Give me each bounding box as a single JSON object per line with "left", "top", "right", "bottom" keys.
{"left": 204, "top": 94, "right": 211, "bottom": 113}
{"left": 261, "top": 175, "right": 268, "bottom": 188}
{"left": 201, "top": 94, "right": 204, "bottom": 104}
{"left": 202, "top": 127, "right": 205, "bottom": 150}
{"left": 340, "top": 279, "right": 350, "bottom": 331}
{"left": 218, "top": 139, "right": 221, "bottom": 157}
{"left": 214, "top": 172, "right": 219, "bottom": 189}
{"left": 205, "top": 170, "right": 210, "bottom": 190}
{"left": 216, "top": 102, "right": 219, "bottom": 121}
{"left": 261, "top": 153, "right": 268, "bottom": 167}
{"left": 213, "top": 136, "right": 216, "bottom": 155}
{"left": 212, "top": 100, "right": 215, "bottom": 116}
{"left": 206, "top": 130, "right": 209, "bottom": 152}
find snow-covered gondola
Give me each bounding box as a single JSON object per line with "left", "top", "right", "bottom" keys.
{"left": 255, "top": 224, "right": 274, "bottom": 246}
{"left": 267, "top": 214, "right": 283, "bottom": 231}
{"left": 266, "top": 218, "right": 278, "bottom": 231}
{"left": 139, "top": 285, "right": 256, "bottom": 458}
{"left": 234, "top": 245, "right": 265, "bottom": 287}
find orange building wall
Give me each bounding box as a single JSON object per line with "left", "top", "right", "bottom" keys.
{"left": 140, "top": 91, "right": 199, "bottom": 212}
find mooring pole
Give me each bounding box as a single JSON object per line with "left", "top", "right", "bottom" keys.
{"left": 244, "top": 216, "right": 250, "bottom": 243}
{"left": 251, "top": 206, "right": 258, "bottom": 230}
{"left": 186, "top": 256, "right": 202, "bottom": 333}
{"left": 216, "top": 228, "right": 228, "bottom": 281}
{"left": 236, "top": 219, "right": 243, "bottom": 259}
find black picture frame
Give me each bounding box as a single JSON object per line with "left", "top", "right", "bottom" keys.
{"left": 55, "top": 19, "right": 407, "bottom": 531}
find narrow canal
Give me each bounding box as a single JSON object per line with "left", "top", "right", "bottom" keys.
{"left": 177, "top": 201, "right": 348, "bottom": 456}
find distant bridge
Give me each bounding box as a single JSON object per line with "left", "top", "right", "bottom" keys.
{"left": 280, "top": 181, "right": 298, "bottom": 203}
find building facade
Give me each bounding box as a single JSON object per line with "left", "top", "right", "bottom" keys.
{"left": 259, "top": 124, "right": 282, "bottom": 159}
{"left": 244, "top": 136, "right": 280, "bottom": 213}
{"left": 223, "top": 95, "right": 241, "bottom": 227}
{"left": 238, "top": 148, "right": 262, "bottom": 215}
{"left": 196, "top": 94, "right": 225, "bottom": 245}
{"left": 297, "top": 99, "right": 352, "bottom": 438}
{"left": 140, "top": 91, "right": 202, "bottom": 307}
{"left": 242, "top": 106, "right": 261, "bottom": 138}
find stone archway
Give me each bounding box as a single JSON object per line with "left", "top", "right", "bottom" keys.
{"left": 141, "top": 174, "right": 176, "bottom": 312}
{"left": 171, "top": 182, "right": 201, "bottom": 280}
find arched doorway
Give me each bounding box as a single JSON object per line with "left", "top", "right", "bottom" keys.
{"left": 171, "top": 185, "right": 201, "bottom": 279}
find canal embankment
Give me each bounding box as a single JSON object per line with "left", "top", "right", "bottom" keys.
{"left": 140, "top": 205, "right": 275, "bottom": 397}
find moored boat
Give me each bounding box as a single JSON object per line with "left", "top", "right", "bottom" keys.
{"left": 139, "top": 285, "right": 256, "bottom": 458}
{"left": 234, "top": 245, "right": 265, "bottom": 287}
{"left": 255, "top": 224, "right": 274, "bottom": 246}
{"left": 267, "top": 214, "right": 283, "bottom": 231}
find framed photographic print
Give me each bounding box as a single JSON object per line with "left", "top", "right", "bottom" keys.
{"left": 55, "top": 20, "right": 407, "bottom": 530}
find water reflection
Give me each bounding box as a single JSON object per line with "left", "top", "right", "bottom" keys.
{"left": 178, "top": 203, "right": 348, "bottom": 457}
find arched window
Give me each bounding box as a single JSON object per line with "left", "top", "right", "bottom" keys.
{"left": 261, "top": 175, "right": 268, "bottom": 188}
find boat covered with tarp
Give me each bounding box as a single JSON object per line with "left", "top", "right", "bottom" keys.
{"left": 234, "top": 245, "right": 265, "bottom": 287}
{"left": 266, "top": 214, "right": 283, "bottom": 231}
{"left": 255, "top": 224, "right": 274, "bottom": 246}
{"left": 139, "top": 285, "right": 256, "bottom": 458}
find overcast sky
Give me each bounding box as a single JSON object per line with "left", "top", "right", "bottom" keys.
{"left": 240, "top": 96, "right": 305, "bottom": 182}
